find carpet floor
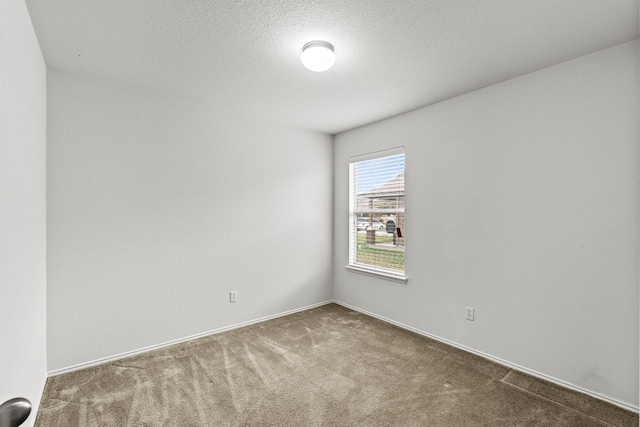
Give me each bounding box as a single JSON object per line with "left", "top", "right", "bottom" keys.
{"left": 36, "top": 303, "right": 638, "bottom": 426}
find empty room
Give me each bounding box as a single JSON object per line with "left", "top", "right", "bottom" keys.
{"left": 1, "top": 0, "right": 638, "bottom": 426}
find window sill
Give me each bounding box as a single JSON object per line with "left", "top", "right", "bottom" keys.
{"left": 345, "top": 265, "right": 408, "bottom": 284}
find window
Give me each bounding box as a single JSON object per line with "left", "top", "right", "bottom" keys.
{"left": 347, "top": 147, "right": 406, "bottom": 282}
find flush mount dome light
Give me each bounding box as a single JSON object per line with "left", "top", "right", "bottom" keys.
{"left": 301, "top": 40, "right": 335, "bottom": 72}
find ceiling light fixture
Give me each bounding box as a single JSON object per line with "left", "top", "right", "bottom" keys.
{"left": 301, "top": 41, "right": 335, "bottom": 72}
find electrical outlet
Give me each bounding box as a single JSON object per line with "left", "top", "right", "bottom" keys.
{"left": 230, "top": 291, "right": 237, "bottom": 303}
{"left": 465, "top": 307, "right": 474, "bottom": 321}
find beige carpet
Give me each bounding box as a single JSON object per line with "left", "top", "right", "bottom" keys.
{"left": 36, "top": 304, "right": 637, "bottom": 426}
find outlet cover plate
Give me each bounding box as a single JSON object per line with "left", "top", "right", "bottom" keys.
{"left": 465, "top": 307, "right": 474, "bottom": 321}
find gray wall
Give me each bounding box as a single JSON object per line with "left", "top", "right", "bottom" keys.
{"left": 333, "top": 41, "right": 639, "bottom": 407}
{"left": 0, "top": 1, "right": 48, "bottom": 425}
{"left": 47, "top": 69, "right": 334, "bottom": 371}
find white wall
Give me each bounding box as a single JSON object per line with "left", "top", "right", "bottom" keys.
{"left": 0, "top": 0, "right": 47, "bottom": 425}
{"left": 47, "top": 69, "right": 333, "bottom": 371}
{"left": 334, "top": 41, "right": 639, "bottom": 407}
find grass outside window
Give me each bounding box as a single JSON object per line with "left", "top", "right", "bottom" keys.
{"left": 355, "top": 232, "right": 404, "bottom": 271}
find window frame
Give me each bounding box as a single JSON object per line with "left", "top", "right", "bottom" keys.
{"left": 346, "top": 147, "right": 407, "bottom": 284}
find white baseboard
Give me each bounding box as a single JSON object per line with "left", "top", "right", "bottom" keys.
{"left": 47, "top": 298, "right": 638, "bottom": 414}
{"left": 47, "top": 300, "right": 332, "bottom": 377}
{"left": 331, "top": 299, "right": 639, "bottom": 414}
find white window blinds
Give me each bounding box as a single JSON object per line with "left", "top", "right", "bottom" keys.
{"left": 348, "top": 147, "right": 405, "bottom": 280}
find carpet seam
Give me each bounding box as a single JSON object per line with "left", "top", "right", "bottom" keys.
{"left": 500, "top": 378, "right": 618, "bottom": 427}
{"left": 500, "top": 369, "right": 513, "bottom": 382}
{"left": 332, "top": 300, "right": 638, "bottom": 414}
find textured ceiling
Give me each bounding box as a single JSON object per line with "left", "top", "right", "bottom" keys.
{"left": 25, "top": 0, "right": 639, "bottom": 134}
